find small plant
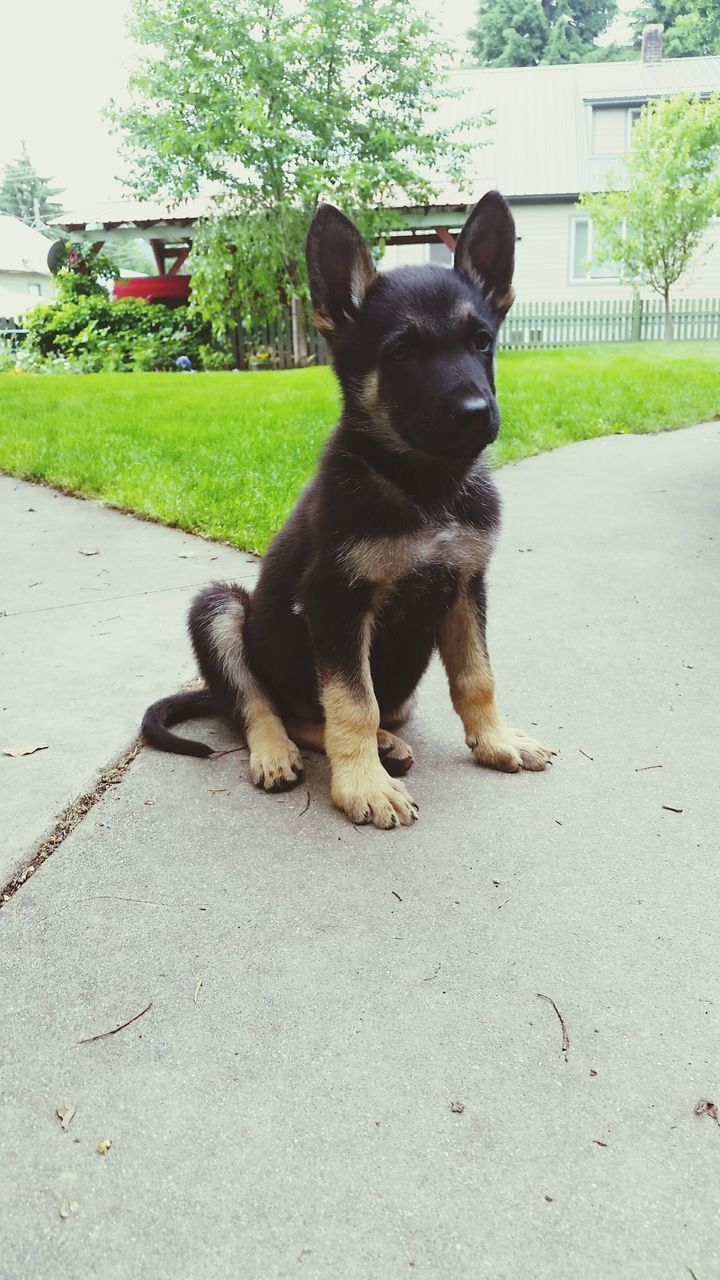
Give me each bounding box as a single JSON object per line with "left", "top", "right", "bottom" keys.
{"left": 0, "top": 337, "right": 17, "bottom": 373}
{"left": 248, "top": 345, "right": 275, "bottom": 370}
{"left": 198, "top": 343, "right": 235, "bottom": 372}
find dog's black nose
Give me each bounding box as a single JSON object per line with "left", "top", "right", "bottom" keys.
{"left": 455, "top": 394, "right": 488, "bottom": 422}
{"left": 450, "top": 394, "right": 495, "bottom": 447}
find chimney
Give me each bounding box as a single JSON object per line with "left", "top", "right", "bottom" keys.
{"left": 641, "top": 23, "right": 664, "bottom": 63}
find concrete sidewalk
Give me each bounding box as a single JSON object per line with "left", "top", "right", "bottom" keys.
{"left": 1, "top": 425, "right": 719, "bottom": 1279}
{"left": 0, "top": 477, "right": 257, "bottom": 883}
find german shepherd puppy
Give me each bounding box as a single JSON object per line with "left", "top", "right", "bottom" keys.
{"left": 142, "top": 191, "right": 552, "bottom": 828}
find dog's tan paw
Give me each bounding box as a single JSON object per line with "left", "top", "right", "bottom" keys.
{"left": 469, "top": 725, "right": 553, "bottom": 773}
{"left": 250, "top": 741, "right": 304, "bottom": 792}
{"left": 332, "top": 766, "right": 418, "bottom": 829}
{"left": 377, "top": 729, "right": 415, "bottom": 777}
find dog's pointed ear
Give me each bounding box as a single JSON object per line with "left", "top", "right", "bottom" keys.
{"left": 454, "top": 191, "right": 516, "bottom": 318}
{"left": 306, "top": 204, "right": 377, "bottom": 338}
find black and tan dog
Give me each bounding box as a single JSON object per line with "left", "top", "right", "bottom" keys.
{"left": 142, "top": 190, "right": 552, "bottom": 828}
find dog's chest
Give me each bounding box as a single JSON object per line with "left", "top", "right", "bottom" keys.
{"left": 341, "top": 519, "right": 493, "bottom": 587}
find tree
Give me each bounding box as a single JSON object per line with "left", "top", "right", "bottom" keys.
{"left": 542, "top": 14, "right": 587, "bottom": 62}
{"left": 631, "top": 1, "right": 720, "bottom": 57}
{"left": 111, "top": 0, "right": 477, "bottom": 359}
{"left": 468, "top": 0, "right": 617, "bottom": 67}
{"left": 0, "top": 143, "right": 64, "bottom": 227}
{"left": 580, "top": 93, "right": 720, "bottom": 339}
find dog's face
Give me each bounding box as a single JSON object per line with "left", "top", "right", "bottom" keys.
{"left": 306, "top": 192, "right": 516, "bottom": 461}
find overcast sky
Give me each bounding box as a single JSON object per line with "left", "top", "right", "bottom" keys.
{"left": 1, "top": 0, "right": 632, "bottom": 212}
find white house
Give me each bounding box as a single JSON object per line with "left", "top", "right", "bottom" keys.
{"left": 47, "top": 41, "right": 720, "bottom": 316}
{"left": 382, "top": 45, "right": 720, "bottom": 304}
{"left": 0, "top": 217, "right": 56, "bottom": 317}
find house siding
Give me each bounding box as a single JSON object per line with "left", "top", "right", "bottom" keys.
{"left": 387, "top": 56, "right": 720, "bottom": 308}
{"left": 0, "top": 270, "right": 55, "bottom": 301}
{"left": 379, "top": 206, "right": 720, "bottom": 305}
{"left": 511, "top": 203, "right": 720, "bottom": 303}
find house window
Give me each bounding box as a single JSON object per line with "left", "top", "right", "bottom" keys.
{"left": 591, "top": 105, "right": 628, "bottom": 156}
{"left": 571, "top": 217, "right": 622, "bottom": 282}
{"left": 627, "top": 107, "right": 643, "bottom": 146}
{"left": 28, "top": 283, "right": 42, "bottom": 296}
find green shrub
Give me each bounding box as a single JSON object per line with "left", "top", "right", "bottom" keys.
{"left": 18, "top": 241, "right": 212, "bottom": 372}
{"left": 197, "top": 343, "right": 236, "bottom": 371}
{"left": 23, "top": 293, "right": 211, "bottom": 372}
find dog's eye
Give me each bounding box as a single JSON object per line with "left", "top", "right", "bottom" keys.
{"left": 470, "top": 330, "right": 492, "bottom": 354}
{"left": 389, "top": 340, "right": 412, "bottom": 364}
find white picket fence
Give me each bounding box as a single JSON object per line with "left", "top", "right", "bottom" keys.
{"left": 498, "top": 297, "right": 720, "bottom": 350}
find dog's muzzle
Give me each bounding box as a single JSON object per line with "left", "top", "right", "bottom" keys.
{"left": 446, "top": 394, "right": 498, "bottom": 453}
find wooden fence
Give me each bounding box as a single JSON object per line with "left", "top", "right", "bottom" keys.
{"left": 0, "top": 318, "right": 27, "bottom": 348}
{"left": 4, "top": 297, "right": 718, "bottom": 370}
{"left": 498, "top": 297, "right": 720, "bottom": 350}
{"left": 233, "top": 312, "right": 329, "bottom": 370}
{"left": 237, "top": 297, "right": 719, "bottom": 367}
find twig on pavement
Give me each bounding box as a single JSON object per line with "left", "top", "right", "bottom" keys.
{"left": 537, "top": 992, "right": 570, "bottom": 1061}
{"left": 79, "top": 1001, "right": 153, "bottom": 1045}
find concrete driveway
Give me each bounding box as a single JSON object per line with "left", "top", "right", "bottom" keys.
{"left": 1, "top": 424, "right": 719, "bottom": 1279}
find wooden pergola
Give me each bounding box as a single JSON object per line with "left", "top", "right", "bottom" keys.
{"left": 50, "top": 197, "right": 203, "bottom": 273}
{"left": 49, "top": 188, "right": 484, "bottom": 264}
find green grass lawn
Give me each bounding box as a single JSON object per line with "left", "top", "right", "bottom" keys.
{"left": 1, "top": 342, "right": 718, "bottom": 553}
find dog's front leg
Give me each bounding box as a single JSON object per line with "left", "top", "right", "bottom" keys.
{"left": 438, "top": 577, "right": 553, "bottom": 773}
{"left": 304, "top": 584, "right": 417, "bottom": 828}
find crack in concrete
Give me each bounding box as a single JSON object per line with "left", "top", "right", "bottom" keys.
{"left": 0, "top": 740, "right": 143, "bottom": 907}
{"left": 1, "top": 580, "right": 237, "bottom": 620}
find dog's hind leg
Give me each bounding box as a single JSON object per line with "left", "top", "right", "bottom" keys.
{"left": 190, "top": 584, "right": 303, "bottom": 792}
{"left": 286, "top": 719, "right": 414, "bottom": 778}
{"left": 376, "top": 729, "right": 414, "bottom": 778}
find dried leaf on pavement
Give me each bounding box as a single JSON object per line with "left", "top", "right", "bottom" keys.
{"left": 693, "top": 1099, "right": 719, "bottom": 1126}
{"left": 97, "top": 1139, "right": 112, "bottom": 1155}
{"left": 56, "top": 1100, "right": 77, "bottom": 1131}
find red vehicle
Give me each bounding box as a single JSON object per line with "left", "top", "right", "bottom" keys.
{"left": 113, "top": 276, "right": 191, "bottom": 307}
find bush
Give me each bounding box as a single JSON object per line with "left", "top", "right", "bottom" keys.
{"left": 23, "top": 294, "right": 212, "bottom": 372}
{"left": 18, "top": 241, "right": 214, "bottom": 373}
{"left": 197, "top": 342, "right": 236, "bottom": 371}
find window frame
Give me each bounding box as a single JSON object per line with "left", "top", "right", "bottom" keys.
{"left": 569, "top": 215, "right": 624, "bottom": 285}
{"left": 626, "top": 106, "right": 643, "bottom": 149}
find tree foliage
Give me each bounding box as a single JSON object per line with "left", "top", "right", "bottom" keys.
{"left": 0, "top": 142, "right": 64, "bottom": 226}
{"left": 631, "top": 0, "right": 720, "bottom": 57}
{"left": 468, "top": 0, "right": 617, "bottom": 67}
{"left": 112, "top": 0, "right": 477, "bottom": 340}
{"left": 580, "top": 93, "right": 720, "bottom": 338}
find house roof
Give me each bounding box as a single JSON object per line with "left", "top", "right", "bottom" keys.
{"left": 49, "top": 195, "right": 210, "bottom": 235}
{"left": 439, "top": 55, "right": 720, "bottom": 199}
{"left": 47, "top": 55, "right": 720, "bottom": 237}
{"left": 0, "top": 216, "right": 53, "bottom": 275}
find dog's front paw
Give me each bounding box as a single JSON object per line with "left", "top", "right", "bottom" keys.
{"left": 331, "top": 764, "right": 418, "bottom": 829}
{"left": 250, "top": 740, "right": 304, "bottom": 792}
{"left": 468, "top": 725, "right": 553, "bottom": 773}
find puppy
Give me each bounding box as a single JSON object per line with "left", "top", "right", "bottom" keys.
{"left": 142, "top": 190, "right": 552, "bottom": 827}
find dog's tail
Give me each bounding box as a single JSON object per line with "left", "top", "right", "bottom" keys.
{"left": 141, "top": 687, "right": 216, "bottom": 758}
